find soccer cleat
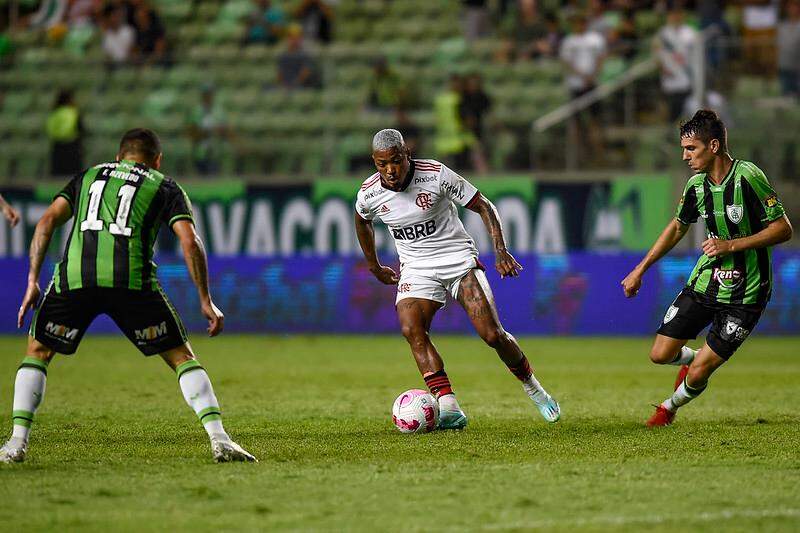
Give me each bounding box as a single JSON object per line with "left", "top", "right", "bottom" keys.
{"left": 646, "top": 405, "right": 676, "bottom": 427}
{"left": 674, "top": 364, "right": 690, "bottom": 391}
{"left": 0, "top": 437, "right": 27, "bottom": 464}
{"left": 531, "top": 392, "right": 561, "bottom": 423}
{"left": 437, "top": 409, "right": 468, "bottom": 430}
{"left": 211, "top": 435, "right": 257, "bottom": 463}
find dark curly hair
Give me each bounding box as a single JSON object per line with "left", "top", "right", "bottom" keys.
{"left": 679, "top": 109, "right": 727, "bottom": 151}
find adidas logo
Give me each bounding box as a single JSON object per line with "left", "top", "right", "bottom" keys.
{"left": 379, "top": 205, "right": 390, "bottom": 213}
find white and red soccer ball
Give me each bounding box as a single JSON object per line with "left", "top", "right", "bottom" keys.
{"left": 392, "top": 389, "right": 439, "bottom": 433}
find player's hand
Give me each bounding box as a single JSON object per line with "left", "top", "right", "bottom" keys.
{"left": 369, "top": 264, "right": 399, "bottom": 285}
{"left": 200, "top": 299, "right": 224, "bottom": 337}
{"left": 702, "top": 238, "right": 732, "bottom": 258}
{"left": 2, "top": 204, "right": 21, "bottom": 227}
{"left": 495, "top": 248, "right": 523, "bottom": 278}
{"left": 17, "top": 281, "right": 41, "bottom": 328}
{"left": 620, "top": 271, "right": 642, "bottom": 298}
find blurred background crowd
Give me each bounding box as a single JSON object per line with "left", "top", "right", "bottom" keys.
{"left": 0, "top": 0, "right": 798, "bottom": 193}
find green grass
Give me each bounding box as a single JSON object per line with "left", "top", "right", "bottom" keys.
{"left": 1, "top": 335, "right": 799, "bottom": 532}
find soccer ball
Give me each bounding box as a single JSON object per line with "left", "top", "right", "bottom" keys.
{"left": 392, "top": 389, "right": 439, "bottom": 433}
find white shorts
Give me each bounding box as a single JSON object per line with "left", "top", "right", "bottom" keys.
{"left": 395, "top": 257, "right": 484, "bottom": 306}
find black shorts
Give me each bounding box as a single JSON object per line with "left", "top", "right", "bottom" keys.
{"left": 656, "top": 287, "right": 764, "bottom": 360}
{"left": 30, "top": 285, "right": 188, "bottom": 356}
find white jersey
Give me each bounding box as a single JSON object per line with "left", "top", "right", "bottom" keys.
{"left": 355, "top": 159, "right": 480, "bottom": 269}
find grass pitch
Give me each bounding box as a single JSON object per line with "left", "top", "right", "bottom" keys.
{"left": 0, "top": 334, "right": 798, "bottom": 532}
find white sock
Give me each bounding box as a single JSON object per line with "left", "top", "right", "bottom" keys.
{"left": 438, "top": 393, "right": 461, "bottom": 412}
{"left": 522, "top": 374, "right": 546, "bottom": 399}
{"left": 662, "top": 378, "right": 706, "bottom": 412}
{"left": 670, "top": 346, "right": 697, "bottom": 366}
{"left": 11, "top": 358, "right": 48, "bottom": 443}
{"left": 176, "top": 360, "right": 228, "bottom": 440}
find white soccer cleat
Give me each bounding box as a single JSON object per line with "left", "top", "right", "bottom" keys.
{"left": 0, "top": 437, "right": 27, "bottom": 464}
{"left": 530, "top": 392, "right": 561, "bottom": 423}
{"left": 210, "top": 435, "right": 257, "bottom": 463}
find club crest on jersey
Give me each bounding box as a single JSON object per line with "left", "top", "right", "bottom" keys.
{"left": 415, "top": 192, "right": 433, "bottom": 210}
{"left": 726, "top": 204, "right": 743, "bottom": 224}
{"left": 663, "top": 305, "right": 678, "bottom": 324}
{"left": 722, "top": 317, "right": 750, "bottom": 341}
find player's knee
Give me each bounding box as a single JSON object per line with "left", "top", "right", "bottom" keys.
{"left": 401, "top": 324, "right": 426, "bottom": 344}
{"left": 649, "top": 347, "right": 673, "bottom": 364}
{"left": 481, "top": 326, "right": 507, "bottom": 348}
{"left": 26, "top": 338, "right": 55, "bottom": 362}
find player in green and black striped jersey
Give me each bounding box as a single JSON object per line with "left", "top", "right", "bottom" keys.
{"left": 621, "top": 110, "right": 793, "bottom": 427}
{"left": 0, "top": 129, "right": 256, "bottom": 464}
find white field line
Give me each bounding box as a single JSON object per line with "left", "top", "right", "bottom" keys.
{"left": 478, "top": 507, "right": 800, "bottom": 531}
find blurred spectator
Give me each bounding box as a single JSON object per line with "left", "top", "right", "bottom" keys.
{"left": 499, "top": 0, "right": 549, "bottom": 61}
{"left": 47, "top": 89, "right": 84, "bottom": 177}
{"left": 66, "top": 0, "right": 95, "bottom": 27}
{"left": 244, "top": 0, "right": 286, "bottom": 45}
{"left": 587, "top": 0, "right": 616, "bottom": 40}
{"left": 742, "top": 0, "right": 779, "bottom": 75}
{"left": 187, "top": 85, "right": 230, "bottom": 176}
{"left": 133, "top": 5, "right": 168, "bottom": 66}
{"left": 27, "top": 0, "right": 67, "bottom": 30}
{"left": 560, "top": 14, "right": 606, "bottom": 165}
{"left": 541, "top": 12, "right": 564, "bottom": 58}
{"left": 653, "top": 7, "right": 698, "bottom": 123}
{"left": 612, "top": 9, "right": 638, "bottom": 64}
{"left": 394, "top": 107, "right": 422, "bottom": 154}
{"left": 698, "top": 0, "right": 732, "bottom": 81}
{"left": 294, "top": 0, "right": 333, "bottom": 45}
{"left": 560, "top": 14, "right": 606, "bottom": 98}
{"left": 462, "top": 0, "right": 490, "bottom": 42}
{"left": 434, "top": 74, "right": 473, "bottom": 170}
{"left": 366, "top": 56, "right": 417, "bottom": 111}
{"left": 459, "top": 73, "right": 491, "bottom": 173}
{"left": 101, "top": 6, "right": 135, "bottom": 66}
{"left": 778, "top": 0, "right": 800, "bottom": 98}
{"left": 277, "top": 25, "right": 319, "bottom": 89}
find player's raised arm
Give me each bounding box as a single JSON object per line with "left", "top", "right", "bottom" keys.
{"left": 0, "top": 193, "right": 21, "bottom": 227}
{"left": 621, "top": 218, "right": 690, "bottom": 298}
{"left": 18, "top": 196, "right": 72, "bottom": 327}
{"left": 354, "top": 211, "right": 398, "bottom": 285}
{"left": 172, "top": 220, "right": 224, "bottom": 337}
{"left": 466, "top": 193, "right": 522, "bottom": 279}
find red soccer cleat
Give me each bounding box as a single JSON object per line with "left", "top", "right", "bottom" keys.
{"left": 646, "top": 405, "right": 676, "bottom": 427}
{"left": 674, "top": 364, "right": 689, "bottom": 391}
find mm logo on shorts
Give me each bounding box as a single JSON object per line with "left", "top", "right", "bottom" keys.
{"left": 392, "top": 219, "right": 436, "bottom": 241}
{"left": 44, "top": 322, "right": 78, "bottom": 340}
{"left": 135, "top": 321, "right": 168, "bottom": 341}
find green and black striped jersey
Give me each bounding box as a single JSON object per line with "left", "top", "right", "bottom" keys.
{"left": 52, "top": 160, "right": 194, "bottom": 292}
{"left": 676, "top": 159, "right": 785, "bottom": 306}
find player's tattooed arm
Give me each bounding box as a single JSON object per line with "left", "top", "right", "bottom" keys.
{"left": 466, "top": 193, "right": 523, "bottom": 278}
{"left": 355, "top": 212, "right": 399, "bottom": 285}
{"left": 173, "top": 220, "right": 224, "bottom": 336}
{"left": 621, "top": 219, "right": 690, "bottom": 298}
{"left": 18, "top": 197, "right": 72, "bottom": 327}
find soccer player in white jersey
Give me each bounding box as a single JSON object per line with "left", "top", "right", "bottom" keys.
{"left": 354, "top": 129, "right": 560, "bottom": 429}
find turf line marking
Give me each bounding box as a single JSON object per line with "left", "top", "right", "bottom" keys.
{"left": 479, "top": 507, "right": 800, "bottom": 530}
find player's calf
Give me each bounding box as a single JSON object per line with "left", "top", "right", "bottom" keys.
{"left": 649, "top": 344, "right": 697, "bottom": 366}
{"left": 171, "top": 357, "right": 257, "bottom": 462}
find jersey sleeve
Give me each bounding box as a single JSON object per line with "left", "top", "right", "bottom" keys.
{"left": 54, "top": 173, "right": 83, "bottom": 214}
{"left": 355, "top": 193, "right": 375, "bottom": 221}
{"left": 675, "top": 180, "right": 700, "bottom": 225}
{"left": 162, "top": 180, "right": 194, "bottom": 228}
{"left": 439, "top": 164, "right": 479, "bottom": 208}
{"left": 742, "top": 164, "right": 785, "bottom": 223}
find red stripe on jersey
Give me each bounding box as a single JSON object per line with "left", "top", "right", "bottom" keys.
{"left": 415, "top": 163, "right": 441, "bottom": 171}
{"left": 465, "top": 190, "right": 481, "bottom": 209}
{"left": 361, "top": 174, "right": 380, "bottom": 190}
{"left": 414, "top": 160, "right": 441, "bottom": 169}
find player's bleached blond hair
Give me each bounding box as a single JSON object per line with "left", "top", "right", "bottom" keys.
{"left": 372, "top": 129, "right": 405, "bottom": 152}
